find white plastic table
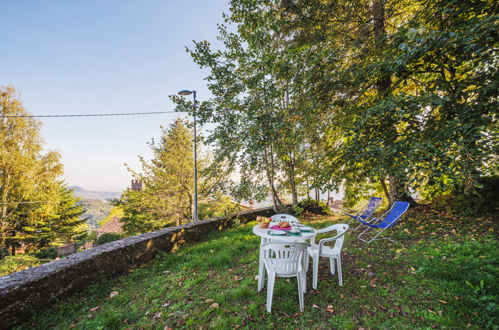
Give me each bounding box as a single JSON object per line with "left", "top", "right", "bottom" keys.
{"left": 253, "top": 223, "right": 317, "bottom": 292}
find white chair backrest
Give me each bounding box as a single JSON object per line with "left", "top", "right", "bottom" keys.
{"left": 263, "top": 243, "right": 307, "bottom": 276}
{"left": 271, "top": 214, "right": 299, "bottom": 224}
{"left": 318, "top": 223, "right": 349, "bottom": 250}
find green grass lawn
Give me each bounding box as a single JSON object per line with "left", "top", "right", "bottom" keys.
{"left": 19, "top": 206, "right": 498, "bottom": 329}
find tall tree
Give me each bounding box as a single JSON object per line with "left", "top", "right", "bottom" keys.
{"left": 0, "top": 86, "right": 85, "bottom": 256}
{"left": 119, "top": 119, "right": 195, "bottom": 233}
{"left": 117, "top": 119, "right": 233, "bottom": 234}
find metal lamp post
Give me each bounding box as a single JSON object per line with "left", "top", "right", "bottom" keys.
{"left": 177, "top": 90, "right": 198, "bottom": 222}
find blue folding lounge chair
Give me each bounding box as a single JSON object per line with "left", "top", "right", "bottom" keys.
{"left": 344, "top": 197, "right": 383, "bottom": 231}
{"left": 357, "top": 201, "right": 410, "bottom": 243}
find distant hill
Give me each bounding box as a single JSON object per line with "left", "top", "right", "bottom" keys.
{"left": 78, "top": 199, "right": 114, "bottom": 230}
{"left": 70, "top": 186, "right": 121, "bottom": 201}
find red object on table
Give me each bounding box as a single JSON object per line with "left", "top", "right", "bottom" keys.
{"left": 269, "top": 225, "right": 291, "bottom": 230}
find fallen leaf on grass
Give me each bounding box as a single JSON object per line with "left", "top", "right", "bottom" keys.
{"left": 312, "top": 304, "right": 319, "bottom": 308}
{"left": 153, "top": 312, "right": 162, "bottom": 319}
{"left": 90, "top": 306, "right": 101, "bottom": 312}
{"left": 326, "top": 305, "right": 334, "bottom": 313}
{"left": 205, "top": 299, "right": 214, "bottom": 303}
{"left": 438, "top": 300, "right": 447, "bottom": 304}
{"left": 109, "top": 291, "right": 119, "bottom": 299}
{"left": 210, "top": 303, "right": 219, "bottom": 309}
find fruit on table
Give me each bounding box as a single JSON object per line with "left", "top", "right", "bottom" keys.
{"left": 278, "top": 222, "right": 290, "bottom": 228}
{"left": 257, "top": 216, "right": 271, "bottom": 224}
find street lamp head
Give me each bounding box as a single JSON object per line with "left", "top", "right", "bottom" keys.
{"left": 178, "top": 90, "right": 194, "bottom": 96}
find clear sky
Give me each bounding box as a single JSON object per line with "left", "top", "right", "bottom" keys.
{"left": 0, "top": 0, "right": 228, "bottom": 192}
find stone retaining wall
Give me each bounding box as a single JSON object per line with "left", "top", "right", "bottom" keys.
{"left": 0, "top": 207, "right": 274, "bottom": 329}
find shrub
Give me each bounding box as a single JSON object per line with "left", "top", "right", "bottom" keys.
{"left": 0, "top": 254, "right": 46, "bottom": 276}
{"left": 297, "top": 198, "right": 316, "bottom": 209}
{"left": 295, "top": 198, "right": 331, "bottom": 215}
{"left": 34, "top": 247, "right": 57, "bottom": 259}
{"left": 430, "top": 176, "right": 499, "bottom": 216}
{"left": 95, "top": 233, "right": 123, "bottom": 246}
{"left": 318, "top": 201, "right": 332, "bottom": 215}
{"left": 290, "top": 205, "right": 304, "bottom": 217}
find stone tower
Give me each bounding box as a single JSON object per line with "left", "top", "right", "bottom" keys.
{"left": 131, "top": 179, "right": 143, "bottom": 191}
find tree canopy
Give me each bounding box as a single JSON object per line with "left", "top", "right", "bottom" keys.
{"left": 0, "top": 86, "right": 86, "bottom": 256}
{"left": 172, "top": 0, "right": 498, "bottom": 207}
{"left": 116, "top": 118, "right": 237, "bottom": 234}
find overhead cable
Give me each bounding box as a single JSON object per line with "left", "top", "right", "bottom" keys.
{"left": 0, "top": 111, "right": 178, "bottom": 118}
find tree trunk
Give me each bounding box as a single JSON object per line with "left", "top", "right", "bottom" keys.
{"left": 286, "top": 157, "right": 298, "bottom": 205}
{"left": 380, "top": 177, "right": 391, "bottom": 203}
{"left": 306, "top": 177, "right": 310, "bottom": 200}
{"left": 263, "top": 148, "right": 283, "bottom": 211}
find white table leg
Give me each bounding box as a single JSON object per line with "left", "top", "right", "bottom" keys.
{"left": 258, "top": 237, "right": 266, "bottom": 292}
{"left": 301, "top": 252, "right": 307, "bottom": 293}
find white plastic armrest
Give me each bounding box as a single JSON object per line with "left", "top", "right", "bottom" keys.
{"left": 316, "top": 227, "right": 332, "bottom": 234}
{"left": 318, "top": 231, "right": 347, "bottom": 253}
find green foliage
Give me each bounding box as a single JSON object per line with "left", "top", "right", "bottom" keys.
{"left": 198, "top": 195, "right": 240, "bottom": 220}
{"left": 34, "top": 247, "right": 57, "bottom": 260}
{"left": 99, "top": 206, "right": 124, "bottom": 227}
{"left": 296, "top": 198, "right": 331, "bottom": 215}
{"left": 0, "top": 254, "right": 46, "bottom": 276}
{"left": 229, "top": 178, "right": 268, "bottom": 204}
{"left": 117, "top": 119, "right": 234, "bottom": 234}
{"left": 117, "top": 119, "right": 196, "bottom": 233}
{"left": 296, "top": 198, "right": 316, "bottom": 210}
{"left": 427, "top": 176, "right": 499, "bottom": 216}
{"left": 290, "top": 205, "right": 304, "bottom": 217}
{"left": 1, "top": 87, "right": 86, "bottom": 256}
{"left": 95, "top": 233, "right": 123, "bottom": 246}
{"left": 175, "top": 0, "right": 498, "bottom": 206}
{"left": 318, "top": 201, "right": 332, "bottom": 215}
{"left": 78, "top": 199, "right": 113, "bottom": 230}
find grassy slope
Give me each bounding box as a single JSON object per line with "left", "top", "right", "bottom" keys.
{"left": 19, "top": 206, "right": 498, "bottom": 329}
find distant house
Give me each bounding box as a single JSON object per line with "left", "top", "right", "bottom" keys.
{"left": 96, "top": 217, "right": 124, "bottom": 237}
{"left": 56, "top": 243, "right": 76, "bottom": 257}
{"left": 79, "top": 241, "right": 94, "bottom": 251}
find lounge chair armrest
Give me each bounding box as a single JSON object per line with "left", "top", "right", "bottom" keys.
{"left": 361, "top": 214, "right": 380, "bottom": 223}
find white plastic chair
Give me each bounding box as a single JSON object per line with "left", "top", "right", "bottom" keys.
{"left": 263, "top": 242, "right": 307, "bottom": 313}
{"left": 271, "top": 214, "right": 300, "bottom": 225}
{"left": 306, "top": 224, "right": 349, "bottom": 289}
